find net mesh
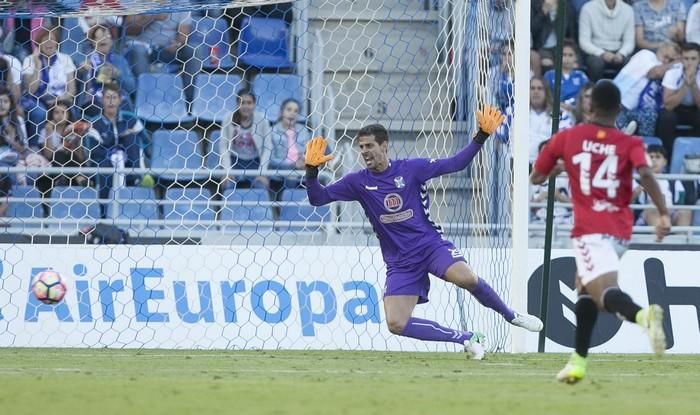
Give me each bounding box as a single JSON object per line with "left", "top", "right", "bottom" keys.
{"left": 0, "top": 0, "right": 517, "bottom": 351}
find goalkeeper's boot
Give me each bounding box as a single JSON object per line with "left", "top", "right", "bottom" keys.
{"left": 464, "top": 332, "right": 486, "bottom": 360}
{"left": 637, "top": 304, "right": 666, "bottom": 356}
{"left": 510, "top": 312, "right": 544, "bottom": 332}
{"left": 556, "top": 353, "right": 587, "bottom": 384}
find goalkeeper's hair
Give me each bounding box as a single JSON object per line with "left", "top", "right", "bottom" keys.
{"left": 591, "top": 80, "right": 621, "bottom": 116}
{"left": 357, "top": 124, "right": 389, "bottom": 145}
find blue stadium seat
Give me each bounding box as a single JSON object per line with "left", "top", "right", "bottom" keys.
{"left": 190, "top": 15, "right": 235, "bottom": 69}
{"left": 219, "top": 188, "right": 274, "bottom": 232}
{"left": 49, "top": 186, "right": 101, "bottom": 231}
{"left": 573, "top": 0, "right": 589, "bottom": 16}
{"left": 205, "top": 130, "right": 223, "bottom": 170}
{"left": 279, "top": 188, "right": 329, "bottom": 231}
{"left": 251, "top": 74, "right": 303, "bottom": 122}
{"left": 163, "top": 187, "right": 216, "bottom": 231}
{"left": 136, "top": 74, "right": 193, "bottom": 124}
{"left": 150, "top": 129, "right": 207, "bottom": 182}
{"left": 192, "top": 74, "right": 244, "bottom": 123}
{"left": 59, "top": 18, "right": 89, "bottom": 65}
{"left": 106, "top": 187, "right": 159, "bottom": 232}
{"left": 238, "top": 16, "right": 292, "bottom": 69}
{"left": 694, "top": 200, "right": 700, "bottom": 227}
{"left": 670, "top": 137, "right": 700, "bottom": 173}
{"left": 643, "top": 136, "right": 663, "bottom": 147}
{"left": 9, "top": 185, "right": 43, "bottom": 226}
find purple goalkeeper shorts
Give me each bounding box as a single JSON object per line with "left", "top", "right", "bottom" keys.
{"left": 383, "top": 241, "right": 466, "bottom": 304}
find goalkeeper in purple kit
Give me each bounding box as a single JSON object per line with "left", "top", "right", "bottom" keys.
{"left": 304, "top": 107, "right": 542, "bottom": 359}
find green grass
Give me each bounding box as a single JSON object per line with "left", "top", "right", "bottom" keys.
{"left": 0, "top": 349, "right": 697, "bottom": 415}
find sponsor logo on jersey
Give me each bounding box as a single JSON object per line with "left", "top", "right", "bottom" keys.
{"left": 394, "top": 176, "right": 405, "bottom": 189}
{"left": 379, "top": 209, "right": 414, "bottom": 224}
{"left": 364, "top": 185, "right": 378, "bottom": 191}
{"left": 592, "top": 199, "right": 621, "bottom": 213}
{"left": 383, "top": 193, "right": 403, "bottom": 212}
{"left": 449, "top": 248, "right": 463, "bottom": 258}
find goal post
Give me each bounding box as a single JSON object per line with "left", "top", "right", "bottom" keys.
{"left": 0, "top": 0, "right": 529, "bottom": 352}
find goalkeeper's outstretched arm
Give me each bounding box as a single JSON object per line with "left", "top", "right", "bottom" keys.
{"left": 414, "top": 106, "right": 505, "bottom": 181}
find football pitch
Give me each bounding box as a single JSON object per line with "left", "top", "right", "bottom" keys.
{"left": 0, "top": 349, "right": 696, "bottom": 415}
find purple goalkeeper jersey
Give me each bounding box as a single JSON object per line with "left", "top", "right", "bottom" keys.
{"left": 306, "top": 141, "right": 483, "bottom": 267}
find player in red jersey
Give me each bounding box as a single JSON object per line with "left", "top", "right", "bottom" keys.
{"left": 530, "top": 80, "right": 670, "bottom": 384}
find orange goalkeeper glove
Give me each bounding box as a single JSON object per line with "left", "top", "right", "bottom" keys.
{"left": 305, "top": 136, "right": 334, "bottom": 169}
{"left": 474, "top": 105, "right": 505, "bottom": 144}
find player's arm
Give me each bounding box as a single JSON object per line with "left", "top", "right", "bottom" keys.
{"left": 637, "top": 166, "right": 671, "bottom": 242}
{"left": 530, "top": 135, "right": 564, "bottom": 185}
{"left": 304, "top": 137, "right": 356, "bottom": 206}
{"left": 413, "top": 106, "right": 505, "bottom": 181}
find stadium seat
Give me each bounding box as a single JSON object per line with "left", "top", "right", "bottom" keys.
{"left": 219, "top": 188, "right": 274, "bottom": 232}
{"left": 238, "top": 16, "right": 292, "bottom": 69}
{"left": 9, "top": 185, "right": 43, "bottom": 226}
{"left": 670, "top": 137, "right": 700, "bottom": 173}
{"left": 643, "top": 136, "right": 663, "bottom": 147}
{"left": 572, "top": 0, "right": 589, "bottom": 16}
{"left": 150, "top": 129, "right": 207, "bottom": 182}
{"left": 59, "top": 18, "right": 89, "bottom": 65}
{"left": 279, "top": 188, "right": 329, "bottom": 231}
{"left": 49, "top": 186, "right": 101, "bottom": 231}
{"left": 205, "top": 130, "right": 224, "bottom": 171}
{"left": 106, "top": 187, "right": 159, "bottom": 232}
{"left": 163, "top": 187, "right": 216, "bottom": 231}
{"left": 192, "top": 74, "right": 244, "bottom": 123}
{"left": 190, "top": 15, "right": 235, "bottom": 70}
{"left": 251, "top": 74, "right": 304, "bottom": 122}
{"left": 135, "top": 74, "right": 193, "bottom": 124}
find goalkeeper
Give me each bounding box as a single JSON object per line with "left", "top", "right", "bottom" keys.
{"left": 304, "top": 107, "right": 542, "bottom": 359}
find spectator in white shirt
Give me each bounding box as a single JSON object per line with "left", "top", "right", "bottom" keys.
{"left": 656, "top": 42, "right": 700, "bottom": 156}
{"left": 686, "top": 2, "right": 700, "bottom": 46}
{"left": 578, "top": 0, "right": 635, "bottom": 81}
{"left": 21, "top": 28, "right": 76, "bottom": 148}
{"left": 529, "top": 76, "right": 573, "bottom": 163}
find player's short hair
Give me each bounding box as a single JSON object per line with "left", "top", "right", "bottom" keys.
{"left": 681, "top": 42, "right": 700, "bottom": 55}
{"left": 646, "top": 144, "right": 667, "bottom": 159}
{"left": 591, "top": 80, "right": 620, "bottom": 116}
{"left": 357, "top": 124, "right": 389, "bottom": 145}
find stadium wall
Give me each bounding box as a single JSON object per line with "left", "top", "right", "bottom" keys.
{"left": 1, "top": 245, "right": 698, "bottom": 353}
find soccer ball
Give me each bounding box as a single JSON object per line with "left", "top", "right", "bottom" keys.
{"left": 32, "top": 270, "right": 67, "bottom": 305}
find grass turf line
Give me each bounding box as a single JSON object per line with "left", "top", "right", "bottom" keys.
{"left": 0, "top": 349, "right": 696, "bottom": 415}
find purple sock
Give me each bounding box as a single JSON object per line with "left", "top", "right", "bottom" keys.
{"left": 470, "top": 278, "right": 516, "bottom": 322}
{"left": 400, "top": 317, "right": 472, "bottom": 345}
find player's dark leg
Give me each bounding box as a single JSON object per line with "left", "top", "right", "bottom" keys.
{"left": 558, "top": 276, "right": 597, "bottom": 384}
{"left": 585, "top": 273, "right": 666, "bottom": 356}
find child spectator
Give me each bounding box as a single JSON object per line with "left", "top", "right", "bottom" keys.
{"left": 544, "top": 40, "right": 589, "bottom": 112}
{"left": 219, "top": 90, "right": 272, "bottom": 190}
{"left": 633, "top": 144, "right": 692, "bottom": 226}
{"left": 269, "top": 98, "right": 312, "bottom": 197}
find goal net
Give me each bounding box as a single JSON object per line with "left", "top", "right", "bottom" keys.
{"left": 0, "top": 0, "right": 518, "bottom": 351}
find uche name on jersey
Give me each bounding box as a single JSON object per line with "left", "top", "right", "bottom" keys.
{"left": 582, "top": 140, "right": 616, "bottom": 156}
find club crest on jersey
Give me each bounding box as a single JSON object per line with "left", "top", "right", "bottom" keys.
{"left": 384, "top": 193, "right": 403, "bottom": 212}
{"left": 394, "top": 176, "right": 405, "bottom": 188}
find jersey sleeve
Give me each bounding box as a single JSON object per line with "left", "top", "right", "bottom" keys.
{"left": 407, "top": 140, "right": 483, "bottom": 182}
{"left": 629, "top": 139, "right": 649, "bottom": 169}
{"left": 533, "top": 131, "right": 564, "bottom": 175}
{"left": 305, "top": 173, "right": 358, "bottom": 206}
